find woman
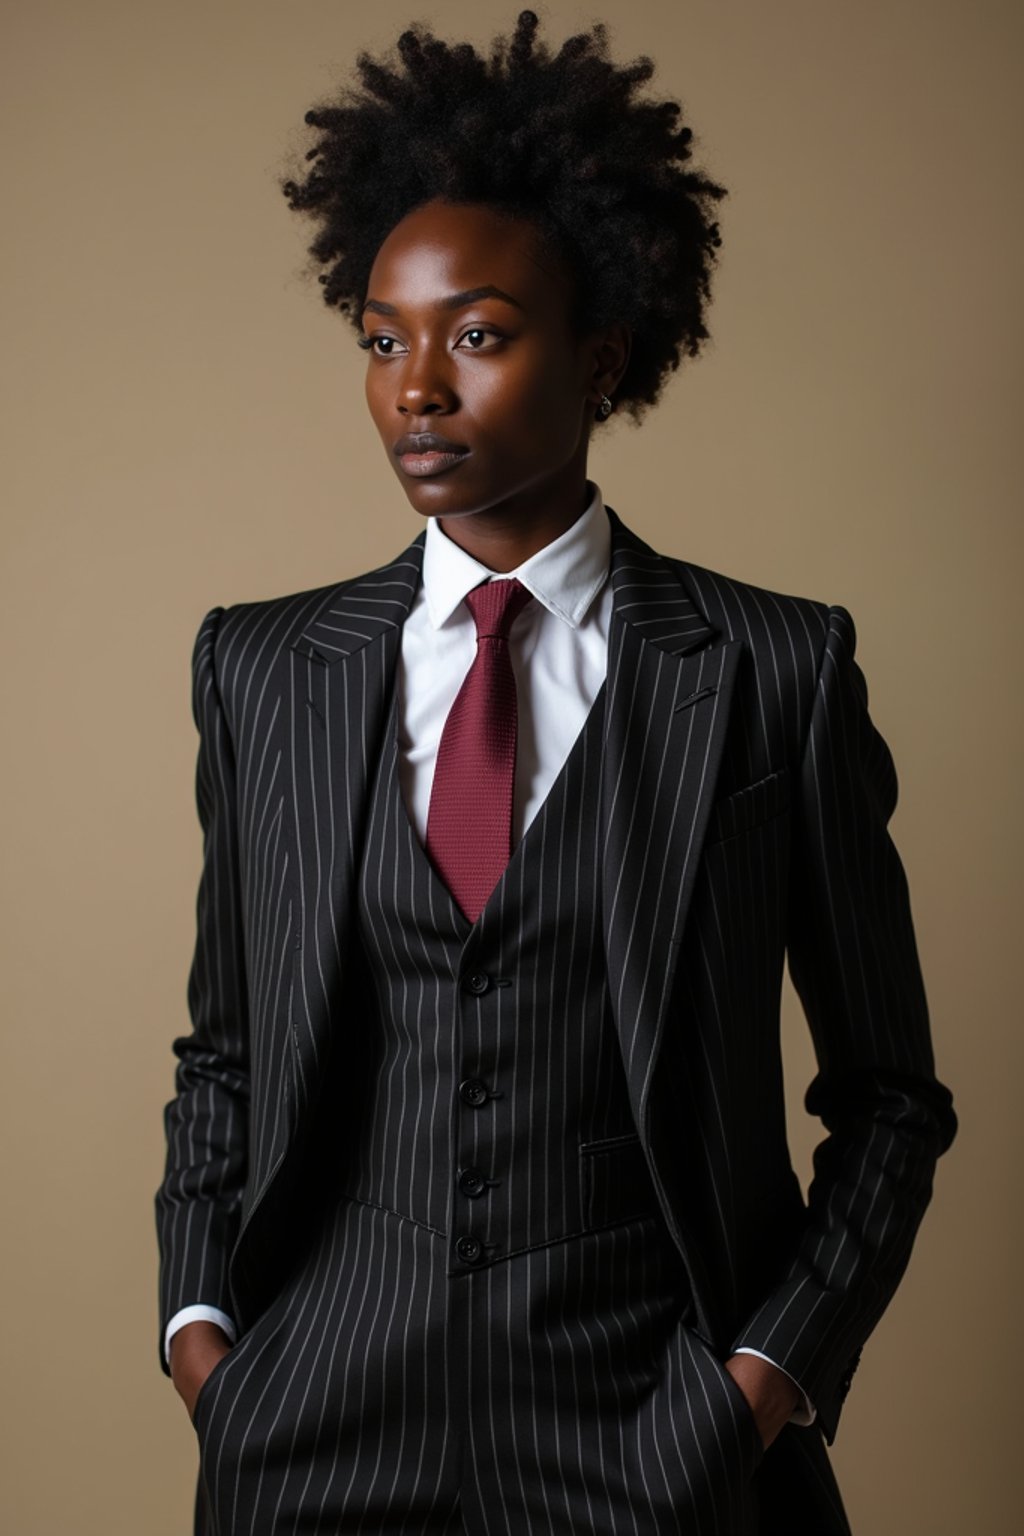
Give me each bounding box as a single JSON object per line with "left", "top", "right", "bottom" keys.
{"left": 156, "top": 13, "right": 955, "bottom": 1534}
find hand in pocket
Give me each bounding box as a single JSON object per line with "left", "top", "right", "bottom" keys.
{"left": 169, "top": 1321, "right": 234, "bottom": 1424}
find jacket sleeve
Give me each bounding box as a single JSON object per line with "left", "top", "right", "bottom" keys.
{"left": 732, "top": 604, "right": 956, "bottom": 1441}
{"left": 154, "top": 607, "right": 250, "bottom": 1374}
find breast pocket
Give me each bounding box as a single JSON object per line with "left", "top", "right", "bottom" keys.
{"left": 580, "top": 1131, "right": 660, "bottom": 1230}
{"left": 705, "top": 767, "right": 790, "bottom": 847}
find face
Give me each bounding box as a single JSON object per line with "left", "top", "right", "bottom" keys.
{"left": 360, "top": 199, "right": 617, "bottom": 527}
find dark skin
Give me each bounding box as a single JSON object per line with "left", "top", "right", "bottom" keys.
{"left": 361, "top": 197, "right": 627, "bottom": 568}
{"left": 172, "top": 197, "right": 801, "bottom": 1448}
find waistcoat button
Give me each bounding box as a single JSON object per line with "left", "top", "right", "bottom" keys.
{"left": 459, "top": 1077, "right": 489, "bottom": 1107}
{"left": 463, "top": 972, "right": 490, "bottom": 996}
{"left": 455, "top": 1235, "right": 483, "bottom": 1264}
{"left": 458, "top": 1166, "right": 488, "bottom": 1198}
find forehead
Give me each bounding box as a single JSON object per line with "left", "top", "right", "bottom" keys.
{"left": 365, "top": 199, "right": 571, "bottom": 311}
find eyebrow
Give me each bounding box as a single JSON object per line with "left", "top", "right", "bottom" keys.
{"left": 361, "top": 285, "right": 524, "bottom": 319}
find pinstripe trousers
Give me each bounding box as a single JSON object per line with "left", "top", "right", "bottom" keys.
{"left": 191, "top": 677, "right": 766, "bottom": 1534}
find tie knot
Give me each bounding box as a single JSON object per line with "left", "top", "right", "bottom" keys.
{"left": 464, "top": 577, "right": 534, "bottom": 641}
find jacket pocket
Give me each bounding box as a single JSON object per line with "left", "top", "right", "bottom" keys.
{"left": 705, "top": 767, "right": 790, "bottom": 847}
{"left": 580, "top": 1131, "right": 659, "bottom": 1229}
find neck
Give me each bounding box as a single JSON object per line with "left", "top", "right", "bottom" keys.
{"left": 434, "top": 469, "right": 591, "bottom": 572}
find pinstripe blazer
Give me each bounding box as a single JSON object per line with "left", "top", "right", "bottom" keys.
{"left": 156, "top": 505, "right": 955, "bottom": 1446}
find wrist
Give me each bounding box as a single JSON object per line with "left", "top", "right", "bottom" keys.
{"left": 169, "top": 1321, "right": 233, "bottom": 1420}
{"left": 724, "top": 1353, "right": 800, "bottom": 1450}
{"left": 169, "top": 1322, "right": 231, "bottom": 1386}
{"left": 169, "top": 1319, "right": 232, "bottom": 1359}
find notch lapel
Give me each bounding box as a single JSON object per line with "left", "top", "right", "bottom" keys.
{"left": 601, "top": 511, "right": 743, "bottom": 1137}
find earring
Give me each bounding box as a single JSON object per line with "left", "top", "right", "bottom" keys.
{"left": 595, "top": 394, "right": 613, "bottom": 421}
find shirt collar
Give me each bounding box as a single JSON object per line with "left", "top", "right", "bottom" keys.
{"left": 421, "top": 481, "right": 611, "bottom": 631}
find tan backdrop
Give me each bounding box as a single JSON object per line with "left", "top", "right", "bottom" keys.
{"left": 2, "top": 1, "right": 1020, "bottom": 1530}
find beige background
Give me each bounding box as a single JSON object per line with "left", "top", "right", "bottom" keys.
{"left": 1, "top": 1, "right": 1020, "bottom": 1530}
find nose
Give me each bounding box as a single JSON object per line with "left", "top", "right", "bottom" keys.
{"left": 396, "top": 343, "right": 457, "bottom": 416}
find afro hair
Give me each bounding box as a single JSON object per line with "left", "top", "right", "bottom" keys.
{"left": 282, "top": 9, "right": 726, "bottom": 421}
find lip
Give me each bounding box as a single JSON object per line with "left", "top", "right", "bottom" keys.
{"left": 394, "top": 431, "right": 468, "bottom": 456}
{"left": 398, "top": 450, "right": 471, "bottom": 478}
{"left": 394, "top": 432, "right": 470, "bottom": 478}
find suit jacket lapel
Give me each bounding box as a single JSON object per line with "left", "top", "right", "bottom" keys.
{"left": 286, "top": 529, "right": 426, "bottom": 1116}
{"left": 601, "top": 510, "right": 743, "bottom": 1138}
{"left": 282, "top": 507, "right": 740, "bottom": 1144}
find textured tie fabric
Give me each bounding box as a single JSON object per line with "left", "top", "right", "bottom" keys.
{"left": 425, "top": 577, "right": 535, "bottom": 922}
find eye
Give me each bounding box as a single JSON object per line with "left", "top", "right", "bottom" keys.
{"left": 357, "top": 334, "right": 406, "bottom": 356}
{"left": 457, "top": 327, "right": 502, "bottom": 351}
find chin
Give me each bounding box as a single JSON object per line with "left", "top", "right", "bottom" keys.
{"left": 401, "top": 482, "right": 491, "bottom": 520}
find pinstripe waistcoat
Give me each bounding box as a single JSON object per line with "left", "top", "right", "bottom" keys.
{"left": 157, "top": 507, "right": 955, "bottom": 1533}
{"left": 192, "top": 650, "right": 773, "bottom": 1535}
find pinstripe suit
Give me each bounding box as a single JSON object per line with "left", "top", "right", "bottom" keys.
{"left": 156, "top": 507, "right": 955, "bottom": 1532}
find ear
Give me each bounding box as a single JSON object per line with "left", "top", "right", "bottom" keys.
{"left": 585, "top": 323, "right": 631, "bottom": 414}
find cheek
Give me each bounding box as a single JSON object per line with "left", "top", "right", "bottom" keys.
{"left": 364, "top": 369, "right": 388, "bottom": 429}
{"left": 468, "top": 353, "right": 581, "bottom": 446}
{"left": 364, "top": 372, "right": 407, "bottom": 459}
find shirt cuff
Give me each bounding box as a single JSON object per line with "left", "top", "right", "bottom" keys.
{"left": 164, "top": 1305, "right": 237, "bottom": 1368}
{"left": 732, "top": 1347, "right": 816, "bottom": 1426}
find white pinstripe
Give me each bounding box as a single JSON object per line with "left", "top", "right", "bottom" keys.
{"left": 157, "top": 507, "right": 953, "bottom": 1533}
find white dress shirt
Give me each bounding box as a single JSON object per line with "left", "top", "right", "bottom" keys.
{"left": 396, "top": 481, "right": 613, "bottom": 845}
{"left": 165, "top": 481, "right": 814, "bottom": 1426}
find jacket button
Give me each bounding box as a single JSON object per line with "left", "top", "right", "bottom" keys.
{"left": 464, "top": 972, "right": 490, "bottom": 995}
{"left": 455, "top": 1235, "right": 483, "bottom": 1264}
{"left": 459, "top": 1077, "right": 489, "bottom": 1107}
{"left": 458, "top": 1166, "right": 488, "bottom": 1198}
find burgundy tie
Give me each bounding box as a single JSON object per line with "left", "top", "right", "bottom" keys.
{"left": 425, "top": 577, "right": 535, "bottom": 922}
